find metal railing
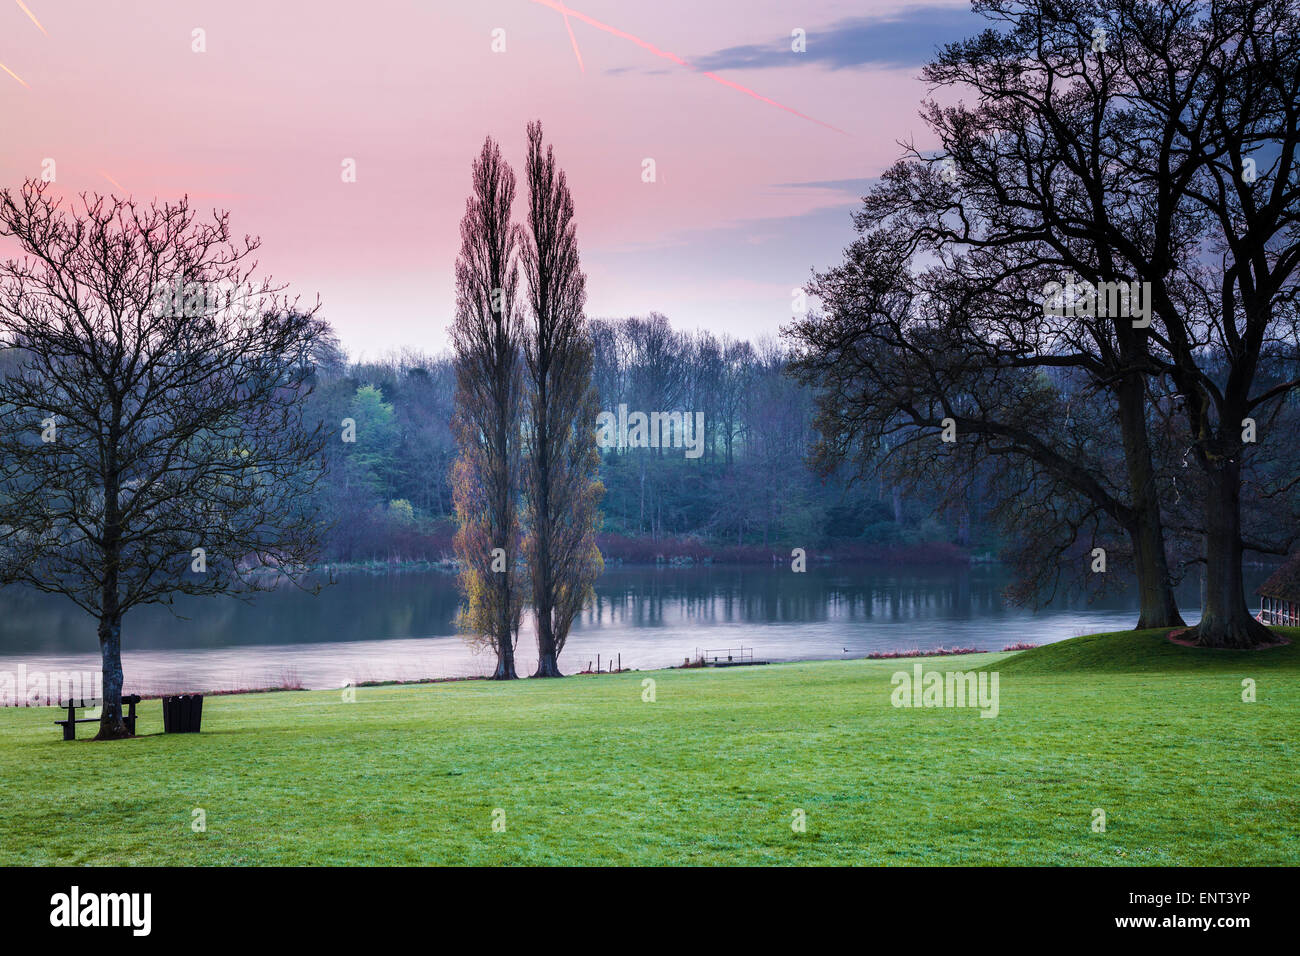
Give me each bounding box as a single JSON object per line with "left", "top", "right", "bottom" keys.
{"left": 695, "top": 646, "right": 754, "bottom": 665}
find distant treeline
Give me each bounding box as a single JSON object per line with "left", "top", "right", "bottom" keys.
{"left": 304, "top": 314, "right": 983, "bottom": 564}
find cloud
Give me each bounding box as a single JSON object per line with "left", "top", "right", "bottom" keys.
{"left": 685, "top": 7, "right": 978, "bottom": 72}
{"left": 605, "top": 66, "right": 671, "bottom": 76}
{"left": 776, "top": 177, "right": 879, "bottom": 194}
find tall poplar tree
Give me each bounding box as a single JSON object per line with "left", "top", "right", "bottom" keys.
{"left": 517, "top": 121, "right": 603, "bottom": 677}
{"left": 450, "top": 137, "right": 526, "bottom": 679}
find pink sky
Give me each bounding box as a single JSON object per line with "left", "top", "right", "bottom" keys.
{"left": 0, "top": 0, "right": 973, "bottom": 356}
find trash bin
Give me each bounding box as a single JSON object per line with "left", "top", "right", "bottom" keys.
{"left": 162, "top": 694, "right": 204, "bottom": 733}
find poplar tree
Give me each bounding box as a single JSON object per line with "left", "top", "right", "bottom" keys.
{"left": 517, "top": 121, "right": 603, "bottom": 677}
{"left": 450, "top": 137, "right": 526, "bottom": 679}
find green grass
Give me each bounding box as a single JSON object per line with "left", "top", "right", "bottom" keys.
{"left": 993, "top": 627, "right": 1300, "bottom": 674}
{"left": 1, "top": 628, "right": 1296, "bottom": 865}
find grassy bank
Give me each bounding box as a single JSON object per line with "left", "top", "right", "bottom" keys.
{"left": 1, "top": 629, "right": 1295, "bottom": 865}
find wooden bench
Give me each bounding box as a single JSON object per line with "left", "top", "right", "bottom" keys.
{"left": 55, "top": 696, "right": 141, "bottom": 740}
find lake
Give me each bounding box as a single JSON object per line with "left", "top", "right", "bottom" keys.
{"left": 0, "top": 563, "right": 1269, "bottom": 694}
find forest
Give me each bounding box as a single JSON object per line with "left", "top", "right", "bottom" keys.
{"left": 302, "top": 313, "right": 971, "bottom": 567}
{"left": 305, "top": 309, "right": 1297, "bottom": 602}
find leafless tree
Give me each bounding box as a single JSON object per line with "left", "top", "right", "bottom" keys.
{"left": 1133, "top": 0, "right": 1300, "bottom": 646}
{"left": 923, "top": 0, "right": 1300, "bottom": 647}
{"left": 794, "top": 0, "right": 1300, "bottom": 645}
{"left": 0, "top": 182, "right": 326, "bottom": 737}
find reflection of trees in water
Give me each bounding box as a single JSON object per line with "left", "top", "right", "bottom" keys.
{"left": 586, "top": 566, "right": 1002, "bottom": 625}
{"left": 1, "top": 573, "right": 467, "bottom": 653}
{"left": 5, "top": 564, "right": 1275, "bottom": 654}
{"left": 585, "top": 563, "right": 1274, "bottom": 628}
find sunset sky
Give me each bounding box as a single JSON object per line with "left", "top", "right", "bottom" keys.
{"left": 0, "top": 0, "right": 977, "bottom": 356}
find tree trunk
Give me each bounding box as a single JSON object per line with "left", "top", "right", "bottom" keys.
{"left": 96, "top": 444, "right": 130, "bottom": 740}
{"left": 638, "top": 459, "right": 646, "bottom": 534}
{"left": 491, "top": 397, "right": 518, "bottom": 680}
{"left": 532, "top": 613, "right": 563, "bottom": 677}
{"left": 1192, "top": 461, "right": 1274, "bottom": 648}
{"left": 492, "top": 637, "right": 518, "bottom": 680}
{"left": 492, "top": 576, "right": 517, "bottom": 679}
{"left": 531, "top": 380, "right": 562, "bottom": 676}
{"left": 1129, "top": 511, "right": 1185, "bottom": 630}
{"left": 1116, "top": 373, "right": 1184, "bottom": 629}
{"left": 95, "top": 617, "right": 130, "bottom": 739}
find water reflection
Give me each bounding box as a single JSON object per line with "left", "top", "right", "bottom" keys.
{"left": 0, "top": 564, "right": 1269, "bottom": 693}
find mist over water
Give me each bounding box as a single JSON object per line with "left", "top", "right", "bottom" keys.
{"left": 0, "top": 564, "right": 1269, "bottom": 694}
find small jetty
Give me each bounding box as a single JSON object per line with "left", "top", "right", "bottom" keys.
{"left": 692, "top": 646, "right": 768, "bottom": 668}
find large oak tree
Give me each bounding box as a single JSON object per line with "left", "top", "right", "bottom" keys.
{"left": 793, "top": 0, "right": 1300, "bottom": 646}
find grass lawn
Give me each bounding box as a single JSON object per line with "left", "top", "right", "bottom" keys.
{"left": 1, "top": 629, "right": 1296, "bottom": 865}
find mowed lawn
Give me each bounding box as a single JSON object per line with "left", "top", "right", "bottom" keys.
{"left": 1, "top": 629, "right": 1296, "bottom": 866}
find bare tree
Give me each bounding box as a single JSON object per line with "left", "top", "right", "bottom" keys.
{"left": 717, "top": 337, "right": 754, "bottom": 468}
{"left": 517, "top": 121, "right": 604, "bottom": 677}
{"left": 921, "top": 0, "right": 1300, "bottom": 646}
{"left": 450, "top": 136, "right": 525, "bottom": 679}
{"left": 790, "top": 231, "right": 1167, "bottom": 622}
{"left": 0, "top": 182, "right": 325, "bottom": 737}
{"left": 1136, "top": 0, "right": 1300, "bottom": 647}
{"left": 794, "top": 0, "right": 1300, "bottom": 647}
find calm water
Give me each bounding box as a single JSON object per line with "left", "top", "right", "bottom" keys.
{"left": 0, "top": 564, "right": 1269, "bottom": 694}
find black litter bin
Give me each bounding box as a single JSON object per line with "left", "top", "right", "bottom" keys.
{"left": 162, "top": 694, "right": 204, "bottom": 733}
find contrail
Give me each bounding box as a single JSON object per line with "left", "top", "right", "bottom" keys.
{"left": 560, "top": 5, "right": 584, "bottom": 73}
{"left": 528, "top": 0, "right": 846, "bottom": 134}
{"left": 100, "top": 171, "right": 127, "bottom": 193}
{"left": 15, "top": 1, "right": 47, "bottom": 36}
{"left": 0, "top": 60, "right": 28, "bottom": 87}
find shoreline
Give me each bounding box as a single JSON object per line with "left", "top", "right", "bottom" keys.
{"left": 305, "top": 551, "right": 1285, "bottom": 577}
{"left": 1, "top": 642, "right": 1035, "bottom": 706}
{"left": 314, "top": 551, "right": 987, "bottom": 577}
{"left": 308, "top": 537, "right": 989, "bottom": 576}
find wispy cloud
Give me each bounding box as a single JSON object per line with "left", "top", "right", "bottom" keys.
{"left": 529, "top": 0, "right": 847, "bottom": 133}
{"left": 685, "top": 7, "right": 977, "bottom": 73}
{"left": 776, "top": 177, "right": 879, "bottom": 193}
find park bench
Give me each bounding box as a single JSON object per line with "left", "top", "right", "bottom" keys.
{"left": 55, "top": 696, "right": 141, "bottom": 740}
